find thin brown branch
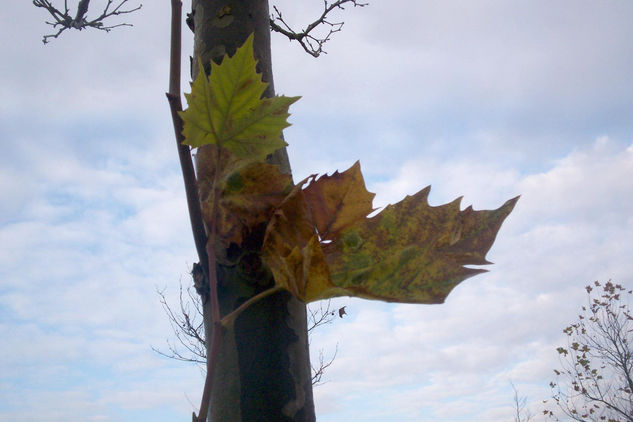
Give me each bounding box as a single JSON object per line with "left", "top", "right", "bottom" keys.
{"left": 87, "top": 0, "right": 141, "bottom": 27}
{"left": 192, "top": 145, "right": 224, "bottom": 422}
{"left": 269, "top": 0, "right": 367, "bottom": 57}
{"left": 165, "top": 3, "right": 215, "bottom": 420}
{"left": 151, "top": 343, "right": 205, "bottom": 365}
{"left": 33, "top": 0, "right": 142, "bottom": 44}
{"left": 165, "top": 0, "right": 209, "bottom": 278}
{"left": 193, "top": 321, "right": 223, "bottom": 422}
{"left": 73, "top": 0, "right": 89, "bottom": 24}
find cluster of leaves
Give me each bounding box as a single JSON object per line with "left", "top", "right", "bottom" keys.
{"left": 179, "top": 35, "right": 517, "bottom": 306}
{"left": 546, "top": 281, "right": 633, "bottom": 422}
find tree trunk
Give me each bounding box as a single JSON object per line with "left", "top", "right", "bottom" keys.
{"left": 190, "top": 1, "right": 315, "bottom": 421}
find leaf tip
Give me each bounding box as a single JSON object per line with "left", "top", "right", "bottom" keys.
{"left": 505, "top": 195, "right": 520, "bottom": 209}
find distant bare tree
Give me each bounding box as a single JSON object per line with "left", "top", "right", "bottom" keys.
{"left": 154, "top": 273, "right": 346, "bottom": 385}
{"left": 154, "top": 281, "right": 206, "bottom": 365}
{"left": 546, "top": 281, "right": 633, "bottom": 422}
{"left": 510, "top": 382, "right": 533, "bottom": 422}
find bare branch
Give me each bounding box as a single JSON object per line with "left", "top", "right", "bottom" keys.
{"left": 153, "top": 281, "right": 207, "bottom": 365}
{"left": 269, "top": 0, "right": 367, "bottom": 57}
{"left": 33, "top": 0, "right": 142, "bottom": 44}
{"left": 311, "top": 344, "right": 338, "bottom": 386}
{"left": 165, "top": 0, "right": 209, "bottom": 282}
{"left": 511, "top": 382, "right": 533, "bottom": 422}
{"left": 308, "top": 300, "right": 336, "bottom": 333}
{"left": 155, "top": 287, "right": 348, "bottom": 387}
{"left": 547, "top": 281, "right": 633, "bottom": 422}
{"left": 307, "top": 301, "right": 346, "bottom": 384}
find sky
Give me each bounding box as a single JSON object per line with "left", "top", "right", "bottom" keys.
{"left": 1, "top": 0, "right": 633, "bottom": 421}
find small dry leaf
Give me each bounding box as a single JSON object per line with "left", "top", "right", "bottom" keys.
{"left": 338, "top": 306, "right": 347, "bottom": 318}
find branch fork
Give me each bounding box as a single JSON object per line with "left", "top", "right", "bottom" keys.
{"left": 34, "top": 0, "right": 142, "bottom": 43}
{"left": 270, "top": 0, "right": 367, "bottom": 57}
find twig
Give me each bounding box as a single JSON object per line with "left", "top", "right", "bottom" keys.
{"left": 511, "top": 382, "right": 533, "bottom": 422}
{"left": 194, "top": 285, "right": 287, "bottom": 421}
{"left": 308, "top": 300, "right": 336, "bottom": 332}
{"left": 33, "top": 0, "right": 142, "bottom": 44}
{"left": 191, "top": 140, "right": 224, "bottom": 422}
{"left": 306, "top": 300, "right": 345, "bottom": 385}
{"left": 311, "top": 344, "right": 338, "bottom": 386}
{"left": 193, "top": 321, "right": 223, "bottom": 422}
{"left": 165, "top": 0, "right": 208, "bottom": 278}
{"left": 165, "top": 2, "right": 216, "bottom": 421}
{"left": 153, "top": 282, "right": 206, "bottom": 364}
{"left": 156, "top": 289, "right": 345, "bottom": 386}
{"left": 269, "top": 0, "right": 367, "bottom": 57}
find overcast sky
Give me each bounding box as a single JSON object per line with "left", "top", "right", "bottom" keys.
{"left": 1, "top": 1, "right": 633, "bottom": 421}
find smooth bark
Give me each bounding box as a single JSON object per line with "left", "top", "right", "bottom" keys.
{"left": 190, "top": 1, "right": 315, "bottom": 420}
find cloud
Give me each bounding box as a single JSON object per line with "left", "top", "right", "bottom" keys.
{"left": 0, "top": 71, "right": 201, "bottom": 420}
{"left": 272, "top": 0, "right": 633, "bottom": 181}
{"left": 2, "top": 1, "right": 633, "bottom": 421}
{"left": 310, "top": 138, "right": 633, "bottom": 421}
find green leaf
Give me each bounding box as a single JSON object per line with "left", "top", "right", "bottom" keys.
{"left": 179, "top": 34, "right": 300, "bottom": 160}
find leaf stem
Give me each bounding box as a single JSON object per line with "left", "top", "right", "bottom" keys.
{"left": 221, "top": 286, "right": 284, "bottom": 327}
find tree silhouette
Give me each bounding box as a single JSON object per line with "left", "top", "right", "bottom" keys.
{"left": 547, "top": 281, "right": 633, "bottom": 422}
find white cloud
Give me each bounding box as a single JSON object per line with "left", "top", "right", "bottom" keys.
{"left": 311, "top": 139, "right": 633, "bottom": 421}
{"left": 2, "top": 1, "right": 633, "bottom": 421}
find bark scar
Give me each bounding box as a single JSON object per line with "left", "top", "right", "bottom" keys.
{"left": 216, "top": 5, "right": 232, "bottom": 18}
{"left": 213, "top": 5, "right": 234, "bottom": 28}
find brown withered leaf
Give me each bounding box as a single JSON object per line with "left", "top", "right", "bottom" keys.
{"left": 263, "top": 162, "right": 518, "bottom": 303}
{"left": 303, "top": 161, "right": 375, "bottom": 240}
{"left": 322, "top": 188, "right": 519, "bottom": 303}
{"left": 338, "top": 306, "right": 347, "bottom": 318}
{"left": 262, "top": 182, "right": 335, "bottom": 301}
{"left": 197, "top": 146, "right": 293, "bottom": 253}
